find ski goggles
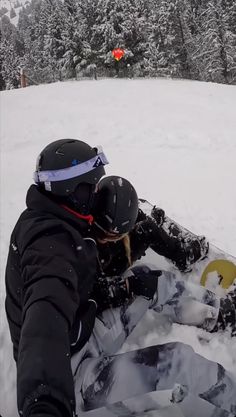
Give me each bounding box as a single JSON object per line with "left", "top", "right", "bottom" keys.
{"left": 34, "top": 146, "right": 109, "bottom": 183}
{"left": 93, "top": 221, "right": 128, "bottom": 243}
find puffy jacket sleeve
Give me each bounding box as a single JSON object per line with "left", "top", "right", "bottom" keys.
{"left": 17, "top": 225, "right": 96, "bottom": 417}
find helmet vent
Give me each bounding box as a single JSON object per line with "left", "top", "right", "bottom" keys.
{"left": 122, "top": 220, "right": 130, "bottom": 226}
{"left": 105, "top": 214, "right": 113, "bottom": 224}
{"left": 55, "top": 147, "right": 65, "bottom": 156}
{"left": 117, "top": 177, "right": 123, "bottom": 186}
{"left": 55, "top": 140, "right": 76, "bottom": 156}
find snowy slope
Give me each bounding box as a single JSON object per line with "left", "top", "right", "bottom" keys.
{"left": 1, "top": 78, "right": 236, "bottom": 417}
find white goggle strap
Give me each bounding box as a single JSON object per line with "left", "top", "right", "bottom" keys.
{"left": 34, "top": 151, "right": 109, "bottom": 184}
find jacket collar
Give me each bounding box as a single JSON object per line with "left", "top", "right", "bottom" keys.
{"left": 26, "top": 185, "right": 92, "bottom": 232}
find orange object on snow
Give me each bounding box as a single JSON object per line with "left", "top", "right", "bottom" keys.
{"left": 112, "top": 48, "right": 125, "bottom": 61}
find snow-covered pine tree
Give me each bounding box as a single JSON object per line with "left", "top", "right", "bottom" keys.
{"left": 17, "top": 0, "right": 50, "bottom": 84}
{"left": 220, "top": 0, "right": 236, "bottom": 83}
{"left": 59, "top": 0, "right": 100, "bottom": 79}
{"left": 155, "top": 0, "right": 187, "bottom": 78}
{"left": 120, "top": 0, "right": 150, "bottom": 77}
{"left": 188, "top": 0, "right": 229, "bottom": 83}
{"left": 43, "top": 0, "right": 66, "bottom": 81}
{"left": 0, "top": 15, "right": 24, "bottom": 89}
{"left": 177, "top": 0, "right": 202, "bottom": 80}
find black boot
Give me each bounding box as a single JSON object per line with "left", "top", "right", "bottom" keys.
{"left": 150, "top": 206, "right": 209, "bottom": 271}
{"left": 130, "top": 206, "right": 209, "bottom": 272}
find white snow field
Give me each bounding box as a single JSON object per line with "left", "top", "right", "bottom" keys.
{"left": 1, "top": 78, "right": 236, "bottom": 417}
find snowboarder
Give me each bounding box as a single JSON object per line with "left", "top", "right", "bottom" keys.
{"left": 5, "top": 139, "right": 236, "bottom": 417}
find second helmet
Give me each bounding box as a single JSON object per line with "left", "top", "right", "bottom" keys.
{"left": 93, "top": 176, "right": 139, "bottom": 235}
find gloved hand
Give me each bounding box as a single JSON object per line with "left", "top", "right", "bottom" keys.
{"left": 125, "top": 265, "right": 161, "bottom": 300}
{"left": 92, "top": 266, "right": 162, "bottom": 313}
{"left": 92, "top": 276, "right": 130, "bottom": 312}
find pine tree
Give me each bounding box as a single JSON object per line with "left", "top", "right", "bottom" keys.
{"left": 184, "top": 0, "right": 231, "bottom": 83}
{"left": 60, "top": 0, "right": 85, "bottom": 79}
{"left": 120, "top": 0, "right": 150, "bottom": 77}
{"left": 18, "top": 0, "right": 66, "bottom": 83}
{"left": 177, "top": 0, "right": 203, "bottom": 80}
{"left": 0, "top": 15, "right": 24, "bottom": 89}
{"left": 17, "top": 0, "right": 49, "bottom": 83}
{"left": 43, "top": 0, "right": 66, "bottom": 81}
{"left": 220, "top": 0, "right": 236, "bottom": 83}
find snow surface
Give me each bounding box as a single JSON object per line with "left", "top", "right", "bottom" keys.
{"left": 1, "top": 78, "right": 236, "bottom": 417}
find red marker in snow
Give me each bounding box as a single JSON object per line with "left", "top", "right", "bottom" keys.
{"left": 112, "top": 48, "right": 125, "bottom": 61}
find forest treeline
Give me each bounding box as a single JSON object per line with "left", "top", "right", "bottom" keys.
{"left": 1, "top": 0, "right": 236, "bottom": 89}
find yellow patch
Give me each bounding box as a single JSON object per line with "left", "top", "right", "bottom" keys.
{"left": 201, "top": 259, "right": 236, "bottom": 289}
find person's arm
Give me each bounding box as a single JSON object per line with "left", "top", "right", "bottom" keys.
{"left": 96, "top": 204, "right": 208, "bottom": 278}
{"left": 93, "top": 260, "right": 236, "bottom": 337}
{"left": 17, "top": 227, "right": 95, "bottom": 417}
{"left": 91, "top": 266, "right": 161, "bottom": 313}
{"left": 130, "top": 205, "right": 209, "bottom": 271}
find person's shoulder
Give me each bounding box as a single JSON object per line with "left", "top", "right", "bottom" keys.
{"left": 11, "top": 184, "right": 90, "bottom": 249}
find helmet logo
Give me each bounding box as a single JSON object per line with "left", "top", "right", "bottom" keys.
{"left": 71, "top": 159, "right": 79, "bottom": 166}
{"left": 44, "top": 181, "right": 52, "bottom": 191}
{"left": 93, "top": 156, "right": 104, "bottom": 167}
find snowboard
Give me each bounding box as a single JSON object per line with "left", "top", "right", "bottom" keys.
{"left": 79, "top": 388, "right": 235, "bottom": 417}
{"left": 139, "top": 199, "right": 236, "bottom": 292}
{"left": 77, "top": 201, "right": 236, "bottom": 417}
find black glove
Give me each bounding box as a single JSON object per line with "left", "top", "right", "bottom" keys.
{"left": 126, "top": 265, "right": 161, "bottom": 300}
{"left": 92, "top": 266, "right": 162, "bottom": 313}
{"left": 92, "top": 276, "right": 130, "bottom": 313}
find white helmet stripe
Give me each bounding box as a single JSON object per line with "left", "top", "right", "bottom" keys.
{"left": 34, "top": 151, "right": 109, "bottom": 183}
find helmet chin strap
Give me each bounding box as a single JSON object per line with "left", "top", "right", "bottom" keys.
{"left": 67, "top": 183, "right": 96, "bottom": 215}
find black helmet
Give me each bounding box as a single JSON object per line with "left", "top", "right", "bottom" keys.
{"left": 34, "top": 139, "right": 109, "bottom": 196}
{"left": 93, "top": 176, "right": 138, "bottom": 236}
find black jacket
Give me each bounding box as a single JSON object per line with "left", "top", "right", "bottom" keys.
{"left": 5, "top": 187, "right": 207, "bottom": 417}
{"left": 5, "top": 185, "right": 98, "bottom": 417}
